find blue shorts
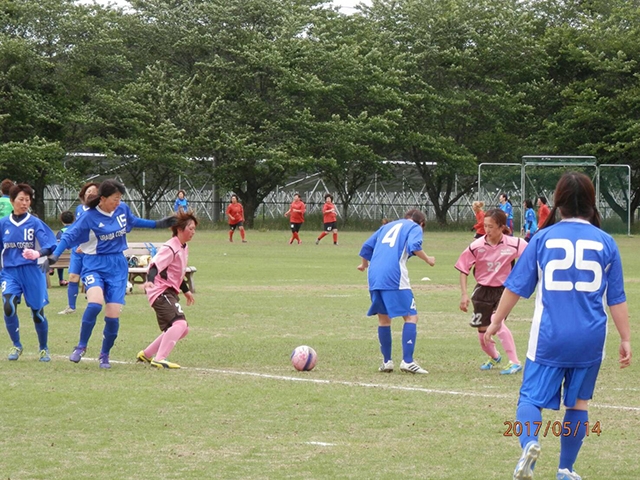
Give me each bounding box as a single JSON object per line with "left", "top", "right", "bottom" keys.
{"left": 1, "top": 265, "right": 49, "bottom": 310}
{"left": 69, "top": 250, "right": 84, "bottom": 276}
{"left": 367, "top": 289, "right": 417, "bottom": 318}
{"left": 81, "top": 254, "right": 128, "bottom": 305}
{"left": 518, "top": 358, "right": 601, "bottom": 410}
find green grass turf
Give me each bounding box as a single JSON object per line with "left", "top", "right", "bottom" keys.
{"left": 0, "top": 229, "right": 638, "bottom": 479}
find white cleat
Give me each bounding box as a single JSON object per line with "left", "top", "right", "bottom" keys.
{"left": 58, "top": 307, "right": 76, "bottom": 315}
{"left": 400, "top": 360, "right": 428, "bottom": 374}
{"left": 378, "top": 360, "right": 394, "bottom": 372}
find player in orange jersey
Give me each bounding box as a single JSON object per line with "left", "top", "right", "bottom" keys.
{"left": 316, "top": 193, "right": 339, "bottom": 245}
{"left": 284, "top": 192, "right": 306, "bottom": 244}
{"left": 226, "top": 194, "right": 247, "bottom": 243}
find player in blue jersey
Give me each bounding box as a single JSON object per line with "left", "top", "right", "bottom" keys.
{"left": 485, "top": 172, "right": 632, "bottom": 480}
{"left": 1, "top": 184, "right": 58, "bottom": 362}
{"left": 58, "top": 182, "right": 99, "bottom": 315}
{"left": 521, "top": 199, "right": 538, "bottom": 242}
{"left": 357, "top": 209, "right": 436, "bottom": 374}
{"left": 48, "top": 179, "right": 176, "bottom": 369}
{"left": 499, "top": 193, "right": 514, "bottom": 235}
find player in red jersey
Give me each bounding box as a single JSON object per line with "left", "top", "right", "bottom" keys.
{"left": 537, "top": 196, "right": 550, "bottom": 228}
{"left": 455, "top": 208, "right": 527, "bottom": 375}
{"left": 284, "top": 192, "right": 306, "bottom": 244}
{"left": 226, "top": 194, "right": 247, "bottom": 243}
{"left": 316, "top": 193, "right": 339, "bottom": 245}
{"left": 471, "top": 201, "right": 486, "bottom": 238}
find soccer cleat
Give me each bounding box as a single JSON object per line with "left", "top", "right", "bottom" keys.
{"left": 557, "top": 468, "right": 582, "bottom": 480}
{"left": 58, "top": 306, "right": 76, "bottom": 315}
{"left": 99, "top": 354, "right": 111, "bottom": 369}
{"left": 400, "top": 360, "right": 428, "bottom": 374}
{"left": 315, "top": 239, "right": 320, "bottom": 245}
{"left": 501, "top": 362, "right": 523, "bottom": 375}
{"left": 242, "top": 240, "right": 247, "bottom": 243}
{"left": 8, "top": 346, "right": 23, "bottom": 361}
{"left": 69, "top": 346, "right": 86, "bottom": 363}
{"left": 513, "top": 440, "right": 540, "bottom": 480}
{"left": 150, "top": 359, "right": 181, "bottom": 369}
{"left": 334, "top": 242, "right": 339, "bottom": 246}
{"left": 59, "top": 280, "right": 69, "bottom": 286}
{"left": 378, "top": 360, "right": 394, "bottom": 372}
{"left": 480, "top": 355, "right": 502, "bottom": 370}
{"left": 136, "top": 350, "right": 152, "bottom": 364}
{"left": 39, "top": 349, "right": 51, "bottom": 362}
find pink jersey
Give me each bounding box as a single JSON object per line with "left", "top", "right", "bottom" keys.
{"left": 455, "top": 235, "right": 527, "bottom": 287}
{"left": 145, "top": 236, "right": 189, "bottom": 305}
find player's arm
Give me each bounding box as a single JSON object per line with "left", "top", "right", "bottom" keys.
{"left": 484, "top": 288, "right": 521, "bottom": 342}
{"left": 459, "top": 272, "right": 470, "bottom": 312}
{"left": 412, "top": 249, "right": 435, "bottom": 267}
{"left": 610, "top": 302, "right": 632, "bottom": 368}
{"left": 357, "top": 257, "right": 369, "bottom": 271}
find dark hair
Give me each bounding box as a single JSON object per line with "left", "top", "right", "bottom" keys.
{"left": 78, "top": 182, "right": 100, "bottom": 203}
{"left": 230, "top": 194, "right": 239, "bottom": 202}
{"left": 404, "top": 209, "right": 426, "bottom": 227}
{"left": 9, "top": 183, "right": 34, "bottom": 202}
{"left": 86, "top": 179, "right": 126, "bottom": 209}
{"left": 177, "top": 190, "right": 186, "bottom": 197}
{"left": 537, "top": 195, "right": 547, "bottom": 205}
{"left": 523, "top": 199, "right": 534, "bottom": 209}
{"left": 484, "top": 208, "right": 510, "bottom": 234}
{"left": 324, "top": 193, "right": 333, "bottom": 202}
{"left": 294, "top": 192, "right": 301, "bottom": 198}
{"left": 545, "top": 172, "right": 601, "bottom": 228}
{"left": 60, "top": 210, "right": 74, "bottom": 224}
{"left": 171, "top": 211, "right": 198, "bottom": 237}
{"left": 1, "top": 179, "right": 14, "bottom": 195}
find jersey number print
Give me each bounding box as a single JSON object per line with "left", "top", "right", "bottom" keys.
{"left": 544, "top": 239, "right": 603, "bottom": 292}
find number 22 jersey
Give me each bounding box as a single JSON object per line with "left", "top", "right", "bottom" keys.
{"left": 504, "top": 218, "right": 626, "bottom": 368}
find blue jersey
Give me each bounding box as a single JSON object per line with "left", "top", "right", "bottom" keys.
{"left": 500, "top": 201, "right": 513, "bottom": 221}
{"left": 504, "top": 218, "right": 626, "bottom": 368}
{"left": 524, "top": 208, "right": 538, "bottom": 235}
{"left": 55, "top": 203, "right": 146, "bottom": 256}
{"left": 0, "top": 213, "right": 57, "bottom": 268}
{"left": 359, "top": 219, "right": 424, "bottom": 290}
{"left": 174, "top": 197, "right": 188, "bottom": 212}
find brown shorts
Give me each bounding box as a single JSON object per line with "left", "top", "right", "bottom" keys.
{"left": 152, "top": 290, "right": 187, "bottom": 331}
{"left": 469, "top": 285, "right": 504, "bottom": 328}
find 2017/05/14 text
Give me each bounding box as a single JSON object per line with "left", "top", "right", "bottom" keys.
{"left": 503, "top": 421, "right": 601, "bottom": 438}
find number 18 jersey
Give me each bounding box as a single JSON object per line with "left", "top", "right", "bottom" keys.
{"left": 505, "top": 218, "right": 626, "bottom": 368}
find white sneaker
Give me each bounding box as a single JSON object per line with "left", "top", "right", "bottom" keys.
{"left": 378, "top": 360, "right": 394, "bottom": 372}
{"left": 513, "top": 440, "right": 540, "bottom": 480}
{"left": 58, "top": 306, "right": 76, "bottom": 315}
{"left": 400, "top": 360, "right": 428, "bottom": 374}
{"left": 557, "top": 468, "right": 582, "bottom": 480}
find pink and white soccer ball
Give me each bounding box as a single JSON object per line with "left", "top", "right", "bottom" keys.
{"left": 291, "top": 345, "right": 317, "bottom": 371}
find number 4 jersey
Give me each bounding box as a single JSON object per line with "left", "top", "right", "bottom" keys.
{"left": 505, "top": 218, "right": 626, "bottom": 368}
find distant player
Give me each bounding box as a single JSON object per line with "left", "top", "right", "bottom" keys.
{"left": 53, "top": 210, "right": 74, "bottom": 286}
{"left": 3, "top": 183, "right": 58, "bottom": 362}
{"left": 357, "top": 209, "right": 436, "bottom": 374}
{"left": 486, "top": 172, "right": 631, "bottom": 480}
{"left": 315, "top": 193, "right": 338, "bottom": 245}
{"left": 471, "top": 201, "right": 485, "bottom": 238}
{"left": 137, "top": 211, "right": 198, "bottom": 369}
{"left": 48, "top": 179, "right": 176, "bottom": 369}
{"left": 455, "top": 208, "right": 526, "bottom": 375}
{"left": 284, "top": 192, "right": 306, "bottom": 245}
{"left": 537, "top": 195, "right": 550, "bottom": 228}
{"left": 521, "top": 199, "right": 538, "bottom": 242}
{"left": 0, "top": 178, "right": 13, "bottom": 218}
{"left": 58, "top": 182, "right": 99, "bottom": 315}
{"left": 226, "top": 194, "right": 247, "bottom": 243}
{"left": 499, "top": 193, "right": 514, "bottom": 234}
{"left": 173, "top": 190, "right": 188, "bottom": 213}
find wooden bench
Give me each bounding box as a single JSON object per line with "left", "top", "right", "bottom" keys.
{"left": 45, "top": 251, "right": 71, "bottom": 288}
{"left": 125, "top": 242, "right": 197, "bottom": 293}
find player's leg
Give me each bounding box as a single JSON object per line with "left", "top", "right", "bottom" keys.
{"left": 332, "top": 228, "right": 338, "bottom": 245}
{"left": 387, "top": 290, "right": 426, "bottom": 374}
{"left": 154, "top": 320, "right": 188, "bottom": 364}
{"left": 239, "top": 225, "right": 246, "bottom": 242}
{"left": 100, "top": 302, "right": 122, "bottom": 369}
{"left": 496, "top": 323, "right": 522, "bottom": 374}
{"left": 61, "top": 251, "right": 82, "bottom": 314}
{"left": 229, "top": 225, "right": 234, "bottom": 242}
{"left": 316, "top": 231, "right": 327, "bottom": 244}
{"left": 3, "top": 293, "right": 22, "bottom": 359}
{"left": 377, "top": 314, "right": 393, "bottom": 371}
{"left": 289, "top": 223, "right": 295, "bottom": 244}
{"left": 31, "top": 307, "right": 50, "bottom": 362}
{"left": 471, "top": 287, "right": 502, "bottom": 369}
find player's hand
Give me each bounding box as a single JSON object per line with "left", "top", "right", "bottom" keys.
{"left": 47, "top": 253, "right": 59, "bottom": 265}
{"left": 185, "top": 291, "right": 195, "bottom": 306}
{"left": 459, "top": 295, "right": 469, "bottom": 312}
{"left": 357, "top": 263, "right": 367, "bottom": 272}
{"left": 619, "top": 341, "right": 632, "bottom": 368}
{"left": 142, "top": 281, "right": 154, "bottom": 291}
{"left": 426, "top": 256, "right": 435, "bottom": 267}
{"left": 22, "top": 249, "right": 41, "bottom": 260}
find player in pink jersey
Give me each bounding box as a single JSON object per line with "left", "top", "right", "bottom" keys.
{"left": 137, "top": 211, "right": 198, "bottom": 369}
{"left": 455, "top": 209, "right": 527, "bottom": 375}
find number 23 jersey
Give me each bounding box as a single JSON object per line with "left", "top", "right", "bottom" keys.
{"left": 505, "top": 218, "right": 626, "bottom": 368}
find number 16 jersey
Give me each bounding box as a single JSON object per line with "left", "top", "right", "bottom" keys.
{"left": 505, "top": 218, "right": 626, "bottom": 368}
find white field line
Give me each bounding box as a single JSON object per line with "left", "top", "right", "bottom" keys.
{"left": 56, "top": 355, "right": 640, "bottom": 412}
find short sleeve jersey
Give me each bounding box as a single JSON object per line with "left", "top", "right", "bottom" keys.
{"left": 0, "top": 213, "right": 57, "bottom": 268}
{"left": 524, "top": 208, "right": 538, "bottom": 235}
{"left": 455, "top": 235, "right": 527, "bottom": 287}
{"left": 359, "top": 219, "right": 424, "bottom": 290}
{"left": 500, "top": 202, "right": 513, "bottom": 222}
{"left": 289, "top": 200, "right": 306, "bottom": 224}
{"left": 145, "top": 236, "right": 189, "bottom": 305}
{"left": 538, "top": 203, "right": 550, "bottom": 227}
{"left": 505, "top": 219, "right": 626, "bottom": 368}
{"left": 473, "top": 210, "right": 486, "bottom": 235}
{"left": 226, "top": 203, "right": 244, "bottom": 224}
{"left": 323, "top": 202, "right": 337, "bottom": 223}
{"left": 58, "top": 203, "right": 138, "bottom": 256}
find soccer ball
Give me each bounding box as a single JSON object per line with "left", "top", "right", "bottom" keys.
{"left": 291, "top": 345, "right": 317, "bottom": 371}
{"left": 126, "top": 281, "right": 133, "bottom": 295}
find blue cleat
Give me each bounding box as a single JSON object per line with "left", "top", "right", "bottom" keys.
{"left": 69, "top": 346, "right": 86, "bottom": 363}
{"left": 39, "top": 349, "right": 51, "bottom": 362}
{"left": 99, "top": 354, "right": 111, "bottom": 369}
{"left": 480, "top": 355, "right": 501, "bottom": 370}
{"left": 8, "top": 346, "right": 23, "bottom": 361}
{"left": 557, "top": 468, "right": 582, "bottom": 480}
{"left": 501, "top": 362, "right": 523, "bottom": 375}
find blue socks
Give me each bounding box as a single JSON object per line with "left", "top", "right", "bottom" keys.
{"left": 79, "top": 302, "right": 102, "bottom": 347}
{"left": 378, "top": 326, "right": 392, "bottom": 362}
{"left": 516, "top": 402, "right": 543, "bottom": 448}
{"left": 68, "top": 282, "right": 79, "bottom": 310}
{"left": 101, "top": 317, "right": 119, "bottom": 355}
{"left": 32, "top": 309, "right": 49, "bottom": 351}
{"left": 4, "top": 314, "right": 21, "bottom": 348}
{"left": 559, "top": 409, "right": 588, "bottom": 472}
{"left": 402, "top": 322, "right": 417, "bottom": 363}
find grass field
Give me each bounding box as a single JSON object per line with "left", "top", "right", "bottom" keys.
{"left": 1, "top": 229, "right": 638, "bottom": 479}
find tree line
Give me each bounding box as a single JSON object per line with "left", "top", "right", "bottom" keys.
{"left": 1, "top": 0, "right": 639, "bottom": 226}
